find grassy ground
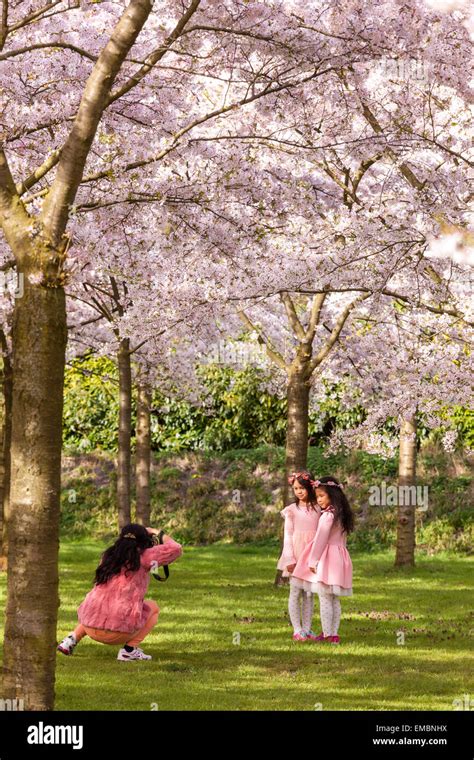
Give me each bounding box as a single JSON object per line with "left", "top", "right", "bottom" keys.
{"left": 1, "top": 541, "right": 472, "bottom": 711}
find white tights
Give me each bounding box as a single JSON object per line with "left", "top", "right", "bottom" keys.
{"left": 288, "top": 586, "right": 315, "bottom": 633}
{"left": 318, "top": 591, "right": 341, "bottom": 637}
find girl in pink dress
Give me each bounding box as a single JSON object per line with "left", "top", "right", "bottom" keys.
{"left": 276, "top": 472, "right": 321, "bottom": 642}
{"left": 293, "top": 477, "right": 354, "bottom": 644}
{"left": 57, "top": 523, "right": 182, "bottom": 661}
{"left": 292, "top": 476, "right": 354, "bottom": 644}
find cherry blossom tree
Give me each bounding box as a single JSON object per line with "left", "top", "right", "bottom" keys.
{"left": 320, "top": 298, "right": 473, "bottom": 566}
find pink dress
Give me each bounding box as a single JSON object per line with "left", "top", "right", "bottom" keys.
{"left": 276, "top": 502, "right": 321, "bottom": 579}
{"left": 77, "top": 539, "right": 182, "bottom": 633}
{"left": 292, "top": 507, "right": 353, "bottom": 596}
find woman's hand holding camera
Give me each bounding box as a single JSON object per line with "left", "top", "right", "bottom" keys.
{"left": 146, "top": 527, "right": 170, "bottom": 542}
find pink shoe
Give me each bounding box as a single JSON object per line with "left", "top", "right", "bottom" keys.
{"left": 306, "top": 630, "right": 325, "bottom": 641}
{"left": 292, "top": 631, "right": 308, "bottom": 642}
{"left": 311, "top": 632, "right": 330, "bottom": 642}
{"left": 329, "top": 635, "right": 340, "bottom": 644}
{"left": 308, "top": 631, "right": 331, "bottom": 641}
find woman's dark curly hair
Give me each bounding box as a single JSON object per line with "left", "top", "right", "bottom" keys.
{"left": 94, "top": 523, "right": 155, "bottom": 585}
{"left": 316, "top": 476, "right": 355, "bottom": 534}
{"left": 291, "top": 472, "right": 318, "bottom": 511}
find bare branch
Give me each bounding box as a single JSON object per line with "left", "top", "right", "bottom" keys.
{"left": 107, "top": 0, "right": 202, "bottom": 105}
{"left": 359, "top": 101, "right": 426, "bottom": 191}
{"left": 0, "top": 148, "right": 16, "bottom": 205}
{"left": 280, "top": 292, "right": 306, "bottom": 341}
{"left": 9, "top": 1, "right": 62, "bottom": 33}
{"left": 0, "top": 148, "right": 32, "bottom": 260}
{"left": 238, "top": 309, "right": 288, "bottom": 371}
{"left": 309, "top": 293, "right": 372, "bottom": 372}
{"left": 352, "top": 153, "right": 384, "bottom": 196}
{"left": 305, "top": 292, "right": 326, "bottom": 341}
{"left": 16, "top": 149, "right": 61, "bottom": 196}
{"left": 0, "top": 42, "right": 97, "bottom": 62}
{"left": 283, "top": 285, "right": 474, "bottom": 329}
{"left": 0, "top": 0, "right": 8, "bottom": 51}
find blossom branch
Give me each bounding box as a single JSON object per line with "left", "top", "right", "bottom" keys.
{"left": 41, "top": 0, "right": 154, "bottom": 246}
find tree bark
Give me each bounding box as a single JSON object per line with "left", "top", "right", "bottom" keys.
{"left": 2, "top": 276, "right": 67, "bottom": 710}
{"left": 283, "top": 369, "right": 311, "bottom": 505}
{"left": 117, "top": 339, "right": 132, "bottom": 529}
{"left": 275, "top": 364, "right": 311, "bottom": 586}
{"left": 135, "top": 382, "right": 151, "bottom": 526}
{"left": 0, "top": 341, "right": 12, "bottom": 561}
{"left": 395, "top": 414, "right": 417, "bottom": 567}
{"left": 0, "top": 394, "right": 3, "bottom": 563}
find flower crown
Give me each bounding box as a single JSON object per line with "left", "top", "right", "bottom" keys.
{"left": 288, "top": 472, "right": 343, "bottom": 489}
{"left": 314, "top": 479, "right": 343, "bottom": 489}
{"left": 287, "top": 471, "right": 313, "bottom": 486}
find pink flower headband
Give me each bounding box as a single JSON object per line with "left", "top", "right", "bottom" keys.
{"left": 313, "top": 479, "right": 343, "bottom": 489}
{"left": 287, "top": 471, "right": 313, "bottom": 485}
{"left": 288, "top": 472, "right": 343, "bottom": 489}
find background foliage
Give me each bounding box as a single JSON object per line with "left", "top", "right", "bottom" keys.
{"left": 63, "top": 356, "right": 474, "bottom": 453}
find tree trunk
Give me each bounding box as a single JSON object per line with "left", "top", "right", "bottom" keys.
{"left": 0, "top": 410, "right": 3, "bottom": 564}
{"left": 275, "top": 368, "right": 311, "bottom": 586}
{"left": 135, "top": 382, "right": 151, "bottom": 526}
{"left": 283, "top": 370, "right": 311, "bottom": 504}
{"left": 2, "top": 276, "right": 67, "bottom": 710}
{"left": 0, "top": 347, "right": 12, "bottom": 562}
{"left": 117, "top": 338, "right": 132, "bottom": 529}
{"left": 395, "top": 414, "right": 417, "bottom": 567}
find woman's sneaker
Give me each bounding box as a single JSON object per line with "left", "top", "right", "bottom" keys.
{"left": 117, "top": 647, "right": 152, "bottom": 661}
{"left": 292, "top": 631, "right": 308, "bottom": 642}
{"left": 329, "top": 635, "right": 340, "bottom": 644}
{"left": 57, "top": 633, "right": 77, "bottom": 656}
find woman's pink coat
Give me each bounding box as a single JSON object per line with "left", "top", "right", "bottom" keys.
{"left": 77, "top": 539, "right": 182, "bottom": 633}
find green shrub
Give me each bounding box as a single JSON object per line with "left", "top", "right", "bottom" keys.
{"left": 418, "top": 516, "right": 473, "bottom": 554}
{"left": 63, "top": 356, "right": 474, "bottom": 457}
{"left": 59, "top": 445, "right": 472, "bottom": 557}
{"left": 63, "top": 356, "right": 122, "bottom": 452}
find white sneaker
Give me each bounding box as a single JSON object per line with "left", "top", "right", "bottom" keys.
{"left": 117, "top": 646, "right": 152, "bottom": 661}
{"left": 57, "top": 633, "right": 77, "bottom": 656}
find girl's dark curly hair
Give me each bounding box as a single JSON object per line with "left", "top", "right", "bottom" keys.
{"left": 291, "top": 472, "right": 318, "bottom": 511}
{"left": 94, "top": 523, "right": 154, "bottom": 585}
{"left": 316, "top": 476, "right": 355, "bottom": 534}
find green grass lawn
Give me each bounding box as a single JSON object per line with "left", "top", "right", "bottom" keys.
{"left": 0, "top": 541, "right": 472, "bottom": 711}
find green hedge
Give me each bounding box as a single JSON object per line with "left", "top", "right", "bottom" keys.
{"left": 62, "top": 356, "right": 474, "bottom": 454}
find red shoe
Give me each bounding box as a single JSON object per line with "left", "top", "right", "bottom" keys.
{"left": 329, "top": 635, "right": 340, "bottom": 644}
{"left": 307, "top": 631, "right": 329, "bottom": 642}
